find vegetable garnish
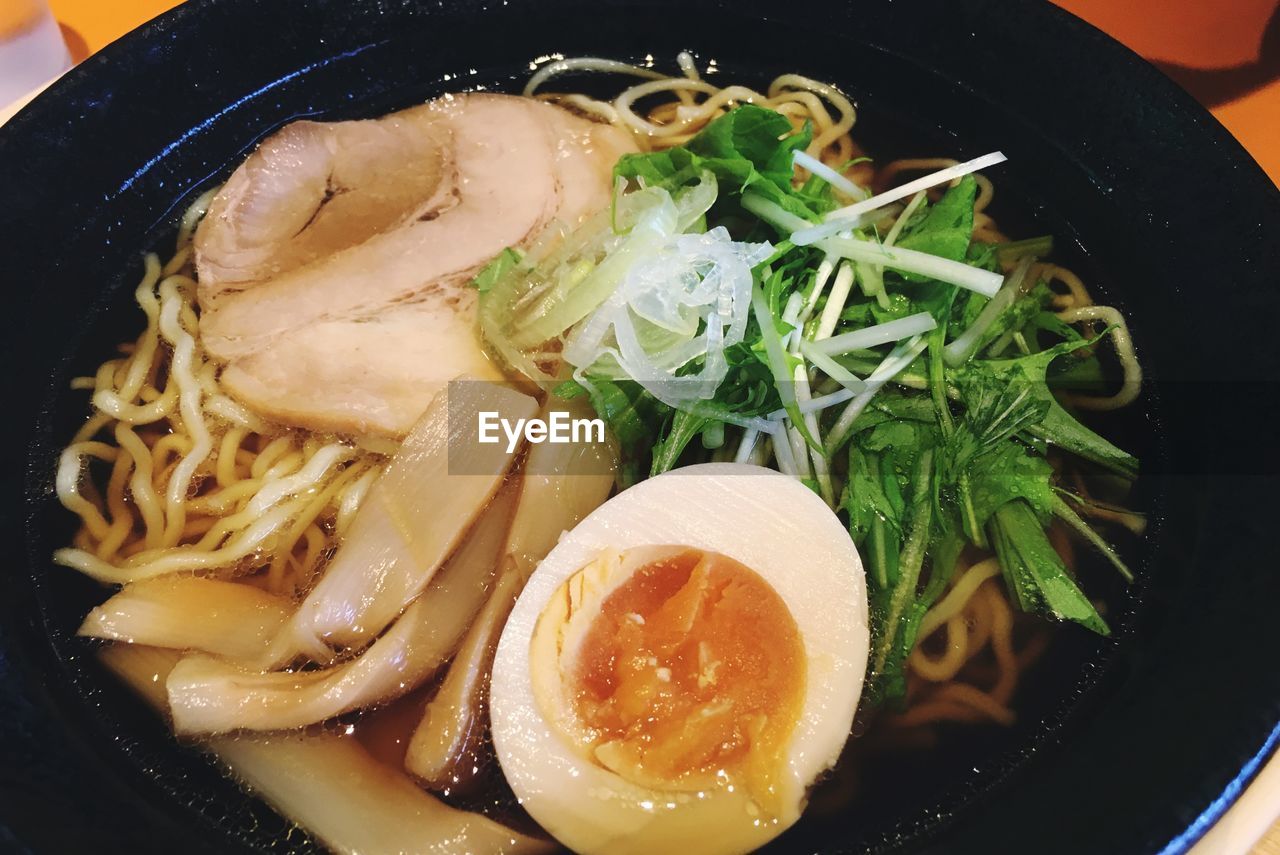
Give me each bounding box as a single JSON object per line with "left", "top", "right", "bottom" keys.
{"left": 478, "top": 104, "right": 1140, "bottom": 705}
{"left": 791, "top": 151, "right": 1009, "bottom": 246}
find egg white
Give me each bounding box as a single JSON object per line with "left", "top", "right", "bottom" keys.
{"left": 490, "top": 463, "right": 869, "bottom": 855}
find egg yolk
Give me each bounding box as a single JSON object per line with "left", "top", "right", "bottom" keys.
{"left": 570, "top": 549, "right": 805, "bottom": 814}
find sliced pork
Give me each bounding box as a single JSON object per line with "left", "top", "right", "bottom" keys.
{"left": 195, "top": 93, "right": 635, "bottom": 437}
{"left": 195, "top": 107, "right": 455, "bottom": 299}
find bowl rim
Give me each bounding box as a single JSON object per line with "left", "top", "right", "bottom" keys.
{"left": 1, "top": 0, "right": 1278, "bottom": 853}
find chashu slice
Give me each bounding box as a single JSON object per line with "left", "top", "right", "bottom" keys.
{"left": 219, "top": 296, "right": 501, "bottom": 439}
{"left": 538, "top": 101, "right": 636, "bottom": 232}
{"left": 195, "top": 106, "right": 456, "bottom": 301}
{"left": 197, "top": 94, "right": 561, "bottom": 361}
{"left": 194, "top": 93, "right": 636, "bottom": 438}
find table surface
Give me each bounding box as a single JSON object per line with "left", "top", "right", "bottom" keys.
{"left": 35, "top": 1, "right": 1280, "bottom": 853}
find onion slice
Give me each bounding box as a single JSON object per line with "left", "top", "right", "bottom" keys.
{"left": 405, "top": 394, "right": 616, "bottom": 785}
{"left": 165, "top": 483, "right": 518, "bottom": 735}
{"left": 809, "top": 312, "right": 939, "bottom": 357}
{"left": 99, "top": 644, "right": 551, "bottom": 854}
{"left": 405, "top": 559, "right": 521, "bottom": 788}
{"left": 79, "top": 577, "right": 289, "bottom": 660}
{"left": 264, "top": 380, "right": 536, "bottom": 666}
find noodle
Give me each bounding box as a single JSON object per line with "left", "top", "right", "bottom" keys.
{"left": 893, "top": 572, "right": 1023, "bottom": 728}
{"left": 53, "top": 194, "right": 382, "bottom": 594}
{"left": 1056, "top": 304, "right": 1142, "bottom": 410}
{"left": 527, "top": 51, "right": 860, "bottom": 172}
{"left": 1043, "top": 262, "right": 1093, "bottom": 310}
{"left": 893, "top": 560, "right": 1023, "bottom": 728}
{"left": 908, "top": 613, "right": 970, "bottom": 682}
{"left": 916, "top": 557, "right": 1001, "bottom": 641}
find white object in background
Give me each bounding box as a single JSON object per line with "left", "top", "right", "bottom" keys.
{"left": 0, "top": 0, "right": 70, "bottom": 108}
{"left": 1188, "top": 745, "right": 1280, "bottom": 855}
{"left": 0, "top": 78, "right": 54, "bottom": 127}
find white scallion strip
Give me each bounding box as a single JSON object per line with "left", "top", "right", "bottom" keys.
{"left": 793, "top": 150, "right": 868, "bottom": 200}
{"left": 781, "top": 291, "right": 805, "bottom": 351}
{"left": 820, "top": 237, "right": 1003, "bottom": 297}
{"left": 767, "top": 386, "right": 858, "bottom": 421}
{"left": 792, "top": 151, "right": 1008, "bottom": 245}
{"left": 793, "top": 364, "right": 834, "bottom": 505}
{"left": 734, "top": 427, "right": 761, "bottom": 464}
{"left": 781, "top": 357, "right": 814, "bottom": 482}
{"left": 800, "top": 340, "right": 868, "bottom": 393}
{"left": 742, "top": 193, "right": 885, "bottom": 251}
{"left": 794, "top": 387, "right": 856, "bottom": 416}
{"left": 785, "top": 420, "right": 813, "bottom": 480}
{"left": 741, "top": 192, "right": 1001, "bottom": 297}
{"left": 769, "top": 424, "right": 800, "bottom": 477}
{"left": 751, "top": 282, "right": 797, "bottom": 411}
{"left": 884, "top": 191, "right": 927, "bottom": 246}
{"left": 741, "top": 192, "right": 811, "bottom": 233}
{"left": 814, "top": 262, "right": 856, "bottom": 341}
{"left": 792, "top": 255, "right": 836, "bottom": 351}
{"left": 826, "top": 335, "right": 929, "bottom": 452}
{"left": 811, "top": 311, "right": 939, "bottom": 357}
{"left": 858, "top": 191, "right": 923, "bottom": 309}
{"left": 784, "top": 363, "right": 814, "bottom": 482}
{"left": 943, "top": 258, "right": 1032, "bottom": 367}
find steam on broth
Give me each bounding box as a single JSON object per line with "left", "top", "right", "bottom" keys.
{"left": 54, "top": 52, "right": 1143, "bottom": 854}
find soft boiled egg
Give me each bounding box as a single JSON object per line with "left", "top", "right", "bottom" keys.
{"left": 490, "top": 462, "right": 869, "bottom": 854}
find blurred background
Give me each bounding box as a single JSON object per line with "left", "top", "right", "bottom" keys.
{"left": 1056, "top": 0, "right": 1278, "bottom": 185}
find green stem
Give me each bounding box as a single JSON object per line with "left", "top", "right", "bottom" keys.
{"left": 927, "top": 328, "right": 954, "bottom": 435}
{"left": 929, "top": 329, "right": 985, "bottom": 547}
{"left": 873, "top": 449, "right": 934, "bottom": 675}
{"left": 864, "top": 455, "right": 889, "bottom": 589}
{"left": 1050, "top": 493, "right": 1135, "bottom": 582}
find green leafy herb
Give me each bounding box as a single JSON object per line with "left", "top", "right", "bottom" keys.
{"left": 867, "top": 446, "right": 936, "bottom": 703}
{"left": 650, "top": 409, "right": 711, "bottom": 477}
{"left": 896, "top": 175, "right": 978, "bottom": 267}
{"left": 614, "top": 104, "right": 819, "bottom": 219}
{"left": 470, "top": 247, "right": 521, "bottom": 293}
{"left": 946, "top": 372, "right": 1051, "bottom": 478}
{"left": 559, "top": 378, "right": 663, "bottom": 488}
{"left": 989, "top": 500, "right": 1110, "bottom": 634}
{"left": 958, "top": 338, "right": 1138, "bottom": 479}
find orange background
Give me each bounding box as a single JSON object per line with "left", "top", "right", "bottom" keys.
{"left": 48, "top": 0, "right": 1280, "bottom": 185}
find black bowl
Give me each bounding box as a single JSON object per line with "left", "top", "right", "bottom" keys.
{"left": 1, "top": 0, "right": 1278, "bottom": 852}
